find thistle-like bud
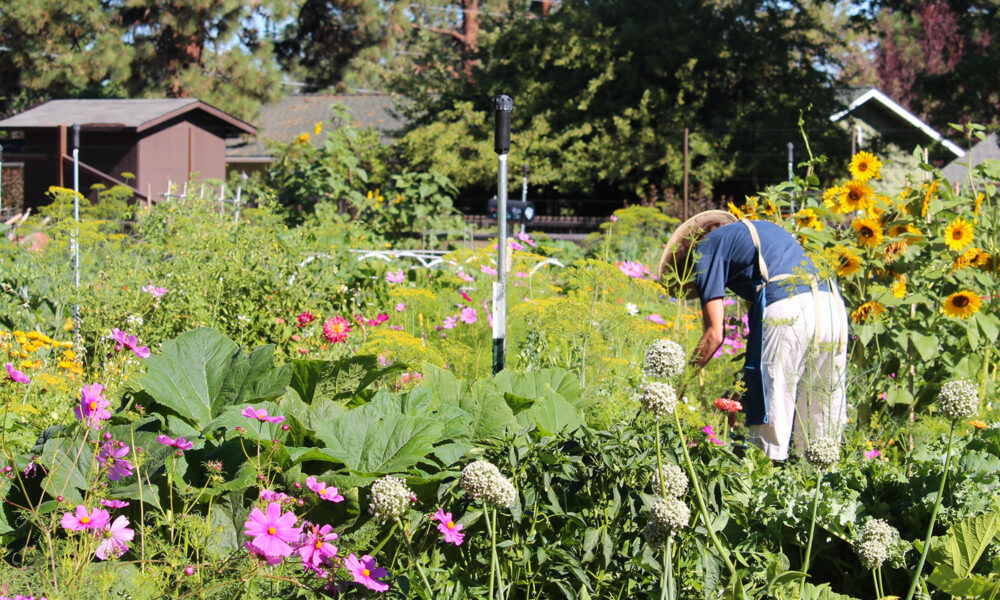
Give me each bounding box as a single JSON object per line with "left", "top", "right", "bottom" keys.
{"left": 460, "top": 460, "right": 517, "bottom": 508}
{"left": 644, "top": 340, "right": 686, "bottom": 380}
{"left": 650, "top": 497, "right": 690, "bottom": 533}
{"left": 640, "top": 381, "right": 677, "bottom": 420}
{"left": 368, "top": 476, "right": 412, "bottom": 523}
{"left": 805, "top": 436, "right": 840, "bottom": 471}
{"left": 854, "top": 518, "right": 900, "bottom": 571}
{"left": 652, "top": 463, "right": 688, "bottom": 498}
{"left": 937, "top": 379, "right": 979, "bottom": 421}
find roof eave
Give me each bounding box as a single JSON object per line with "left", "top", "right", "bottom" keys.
{"left": 136, "top": 100, "right": 257, "bottom": 136}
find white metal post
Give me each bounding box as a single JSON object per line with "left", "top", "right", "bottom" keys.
{"left": 492, "top": 94, "right": 512, "bottom": 374}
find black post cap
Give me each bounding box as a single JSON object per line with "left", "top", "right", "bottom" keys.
{"left": 72, "top": 124, "right": 80, "bottom": 149}
{"left": 493, "top": 94, "right": 512, "bottom": 155}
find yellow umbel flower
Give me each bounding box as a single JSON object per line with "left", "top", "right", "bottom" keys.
{"left": 849, "top": 151, "right": 882, "bottom": 182}
{"left": 943, "top": 217, "right": 973, "bottom": 252}
{"left": 852, "top": 217, "right": 884, "bottom": 248}
{"left": 832, "top": 246, "right": 861, "bottom": 277}
{"left": 941, "top": 290, "right": 981, "bottom": 319}
{"left": 795, "top": 208, "right": 823, "bottom": 231}
{"left": 839, "top": 180, "right": 875, "bottom": 213}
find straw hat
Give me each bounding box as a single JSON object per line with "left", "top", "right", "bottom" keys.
{"left": 657, "top": 210, "right": 738, "bottom": 285}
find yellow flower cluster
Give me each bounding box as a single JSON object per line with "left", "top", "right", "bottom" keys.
{"left": 728, "top": 196, "right": 778, "bottom": 221}
{"left": 1, "top": 330, "right": 81, "bottom": 375}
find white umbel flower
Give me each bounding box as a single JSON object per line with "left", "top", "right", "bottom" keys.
{"left": 652, "top": 463, "right": 688, "bottom": 498}
{"left": 855, "top": 518, "right": 899, "bottom": 570}
{"left": 640, "top": 381, "right": 677, "bottom": 420}
{"left": 368, "top": 476, "right": 412, "bottom": 523}
{"left": 460, "top": 460, "right": 517, "bottom": 508}
{"left": 937, "top": 379, "right": 979, "bottom": 420}
{"left": 805, "top": 436, "right": 840, "bottom": 471}
{"left": 644, "top": 340, "right": 686, "bottom": 380}
{"left": 643, "top": 497, "right": 690, "bottom": 546}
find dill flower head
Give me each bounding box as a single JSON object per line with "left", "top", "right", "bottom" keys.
{"left": 368, "top": 476, "right": 413, "bottom": 523}
{"left": 937, "top": 379, "right": 979, "bottom": 421}
{"left": 652, "top": 463, "right": 688, "bottom": 498}
{"left": 849, "top": 151, "right": 883, "bottom": 182}
{"left": 644, "top": 339, "right": 686, "bottom": 380}
{"left": 805, "top": 436, "right": 840, "bottom": 471}
{"left": 460, "top": 460, "right": 517, "bottom": 508}
{"left": 854, "top": 518, "right": 899, "bottom": 571}
{"left": 643, "top": 497, "right": 690, "bottom": 546}
{"left": 639, "top": 381, "right": 677, "bottom": 420}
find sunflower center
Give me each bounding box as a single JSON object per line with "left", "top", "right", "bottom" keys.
{"left": 267, "top": 526, "right": 276, "bottom": 535}
{"left": 860, "top": 226, "right": 874, "bottom": 238}
{"left": 952, "top": 230, "right": 963, "bottom": 239}
{"left": 362, "top": 568, "right": 371, "bottom": 577}
{"left": 849, "top": 190, "right": 862, "bottom": 202}
{"left": 953, "top": 296, "right": 970, "bottom": 308}
{"left": 858, "top": 162, "right": 868, "bottom": 171}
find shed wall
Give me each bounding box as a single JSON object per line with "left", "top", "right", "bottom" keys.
{"left": 137, "top": 121, "right": 226, "bottom": 200}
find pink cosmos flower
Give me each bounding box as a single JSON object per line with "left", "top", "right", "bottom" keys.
{"left": 610, "top": 215, "right": 619, "bottom": 222}
{"left": 98, "top": 441, "right": 134, "bottom": 481}
{"left": 390, "top": 325, "right": 404, "bottom": 331}
{"left": 385, "top": 270, "right": 405, "bottom": 284}
{"left": 514, "top": 271, "right": 528, "bottom": 278}
{"left": 5, "top": 362, "right": 30, "bottom": 384}
{"left": 241, "top": 406, "right": 286, "bottom": 424}
{"left": 702, "top": 425, "right": 723, "bottom": 446}
{"left": 517, "top": 231, "right": 537, "bottom": 247}
{"left": 618, "top": 260, "right": 644, "bottom": 278}
{"left": 298, "top": 523, "right": 339, "bottom": 570}
{"left": 141, "top": 283, "right": 168, "bottom": 298}
{"left": 376, "top": 313, "right": 389, "bottom": 323}
{"left": 102, "top": 499, "right": 130, "bottom": 509}
{"left": 243, "top": 502, "right": 301, "bottom": 559}
{"left": 61, "top": 505, "right": 110, "bottom": 532}
{"left": 366, "top": 318, "right": 379, "bottom": 327}
{"left": 157, "top": 435, "right": 193, "bottom": 451}
{"left": 480, "top": 264, "right": 497, "bottom": 276}
{"left": 457, "top": 269, "right": 474, "bottom": 282}
{"left": 460, "top": 307, "right": 478, "bottom": 325}
{"left": 96, "top": 515, "right": 135, "bottom": 560}
{"left": 323, "top": 316, "right": 351, "bottom": 343}
{"left": 110, "top": 328, "right": 150, "bottom": 358}
{"left": 75, "top": 383, "right": 111, "bottom": 429}
{"left": 432, "top": 509, "right": 465, "bottom": 546}
{"left": 297, "top": 312, "right": 315, "bottom": 327}
{"left": 442, "top": 315, "right": 458, "bottom": 330}
{"left": 864, "top": 449, "right": 881, "bottom": 459}
{"left": 306, "top": 476, "right": 344, "bottom": 503}
{"left": 647, "top": 314, "right": 665, "bottom": 325}
{"left": 344, "top": 553, "right": 389, "bottom": 592}
{"left": 244, "top": 540, "right": 283, "bottom": 565}
{"left": 509, "top": 240, "right": 525, "bottom": 251}
{"left": 460, "top": 291, "right": 473, "bottom": 302}
{"left": 395, "top": 303, "right": 406, "bottom": 312}
{"left": 260, "top": 489, "right": 291, "bottom": 503}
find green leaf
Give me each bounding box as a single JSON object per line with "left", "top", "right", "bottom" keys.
{"left": 40, "top": 435, "right": 93, "bottom": 502}
{"left": 910, "top": 332, "right": 939, "bottom": 362}
{"left": 975, "top": 312, "right": 1000, "bottom": 343}
{"left": 933, "top": 512, "right": 1000, "bottom": 578}
{"left": 457, "top": 379, "right": 518, "bottom": 439}
{"left": 522, "top": 394, "right": 584, "bottom": 435}
{"left": 493, "top": 368, "right": 588, "bottom": 409}
{"left": 313, "top": 404, "right": 444, "bottom": 474}
{"left": 289, "top": 356, "right": 407, "bottom": 404}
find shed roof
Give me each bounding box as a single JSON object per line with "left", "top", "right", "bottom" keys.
{"left": 0, "top": 98, "right": 255, "bottom": 136}
{"left": 941, "top": 132, "right": 1000, "bottom": 183}
{"left": 830, "top": 87, "right": 964, "bottom": 158}
{"left": 226, "top": 93, "right": 404, "bottom": 159}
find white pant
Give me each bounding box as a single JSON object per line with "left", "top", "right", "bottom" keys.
{"left": 748, "top": 290, "right": 849, "bottom": 460}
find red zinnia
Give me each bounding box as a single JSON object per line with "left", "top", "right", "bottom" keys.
{"left": 323, "top": 316, "right": 351, "bottom": 343}
{"left": 297, "top": 312, "right": 314, "bottom": 327}
{"left": 713, "top": 398, "right": 743, "bottom": 413}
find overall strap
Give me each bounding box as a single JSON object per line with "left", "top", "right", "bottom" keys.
{"left": 740, "top": 219, "right": 769, "bottom": 283}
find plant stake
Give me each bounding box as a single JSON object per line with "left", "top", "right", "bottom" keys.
{"left": 492, "top": 94, "right": 512, "bottom": 374}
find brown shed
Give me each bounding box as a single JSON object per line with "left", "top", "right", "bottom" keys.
{"left": 0, "top": 99, "right": 255, "bottom": 208}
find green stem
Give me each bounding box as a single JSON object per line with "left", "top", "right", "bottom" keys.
{"left": 396, "top": 517, "right": 434, "bottom": 599}
{"left": 487, "top": 506, "right": 498, "bottom": 600}
{"left": 904, "top": 421, "right": 956, "bottom": 600}
{"left": 800, "top": 476, "right": 823, "bottom": 596}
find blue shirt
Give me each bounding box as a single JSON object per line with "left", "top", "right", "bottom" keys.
{"left": 694, "top": 220, "right": 824, "bottom": 306}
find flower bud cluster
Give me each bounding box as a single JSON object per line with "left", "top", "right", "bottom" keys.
{"left": 644, "top": 340, "right": 686, "bottom": 380}
{"left": 460, "top": 460, "right": 517, "bottom": 508}
{"left": 643, "top": 497, "right": 690, "bottom": 546}
{"left": 937, "top": 379, "right": 979, "bottom": 420}
{"left": 805, "top": 436, "right": 840, "bottom": 471}
{"left": 640, "top": 382, "right": 677, "bottom": 420}
{"left": 652, "top": 463, "right": 688, "bottom": 498}
{"left": 854, "top": 518, "right": 900, "bottom": 571}
{"left": 367, "top": 476, "right": 412, "bottom": 523}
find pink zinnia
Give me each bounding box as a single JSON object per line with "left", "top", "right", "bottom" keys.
{"left": 297, "top": 312, "right": 315, "bottom": 327}
{"left": 432, "top": 509, "right": 465, "bottom": 546}
{"left": 96, "top": 515, "right": 135, "bottom": 560}
{"left": 647, "top": 314, "right": 665, "bottom": 324}
{"left": 75, "top": 383, "right": 111, "bottom": 428}
{"left": 618, "top": 260, "right": 644, "bottom": 278}
{"left": 98, "top": 441, "right": 134, "bottom": 481}
{"left": 306, "top": 476, "right": 344, "bottom": 503}
{"left": 141, "top": 283, "right": 168, "bottom": 298}
{"left": 323, "top": 316, "right": 351, "bottom": 343}
{"left": 460, "top": 307, "right": 477, "bottom": 325}
{"left": 61, "top": 505, "right": 110, "bottom": 532}
{"left": 713, "top": 398, "right": 743, "bottom": 413}
{"left": 385, "top": 270, "right": 405, "bottom": 284}
{"left": 157, "top": 435, "right": 193, "bottom": 451}
{"left": 243, "top": 502, "right": 301, "bottom": 559}
{"left": 5, "top": 362, "right": 30, "bottom": 384}
{"left": 298, "top": 523, "right": 338, "bottom": 570}
{"left": 344, "top": 553, "right": 389, "bottom": 592}
{"left": 241, "top": 406, "right": 286, "bottom": 424}
{"left": 480, "top": 264, "right": 497, "bottom": 276}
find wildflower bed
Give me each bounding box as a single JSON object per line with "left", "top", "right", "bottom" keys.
{"left": 1, "top": 144, "right": 999, "bottom": 600}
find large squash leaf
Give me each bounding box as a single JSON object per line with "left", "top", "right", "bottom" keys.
{"left": 289, "top": 356, "right": 406, "bottom": 405}
{"left": 494, "top": 368, "right": 588, "bottom": 409}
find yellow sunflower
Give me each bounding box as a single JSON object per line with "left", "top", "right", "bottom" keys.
{"left": 833, "top": 246, "right": 861, "bottom": 277}
{"left": 883, "top": 241, "right": 907, "bottom": 261}
{"left": 295, "top": 132, "right": 311, "bottom": 144}
{"left": 313, "top": 121, "right": 323, "bottom": 136}
{"left": 891, "top": 279, "right": 906, "bottom": 298}
{"left": 943, "top": 217, "right": 974, "bottom": 252}
{"left": 839, "top": 180, "right": 875, "bottom": 213}
{"left": 727, "top": 201, "right": 746, "bottom": 220}
{"left": 851, "top": 301, "right": 886, "bottom": 323}
{"left": 921, "top": 180, "right": 939, "bottom": 218}
{"left": 823, "top": 185, "right": 844, "bottom": 213}
{"left": 941, "top": 290, "right": 982, "bottom": 319}
{"left": 974, "top": 192, "right": 983, "bottom": 222}
{"left": 852, "top": 217, "right": 884, "bottom": 247}
{"left": 795, "top": 208, "right": 823, "bottom": 231}
{"left": 849, "top": 151, "right": 883, "bottom": 182}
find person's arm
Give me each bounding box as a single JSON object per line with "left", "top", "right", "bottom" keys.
{"left": 694, "top": 297, "right": 725, "bottom": 367}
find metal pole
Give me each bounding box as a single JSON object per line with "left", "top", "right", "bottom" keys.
{"left": 0, "top": 143, "right": 4, "bottom": 215}
{"left": 492, "top": 94, "right": 512, "bottom": 375}
{"left": 520, "top": 163, "right": 528, "bottom": 235}
{"left": 72, "top": 124, "right": 81, "bottom": 333}
{"left": 683, "top": 128, "right": 689, "bottom": 220}
{"left": 787, "top": 141, "right": 795, "bottom": 213}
